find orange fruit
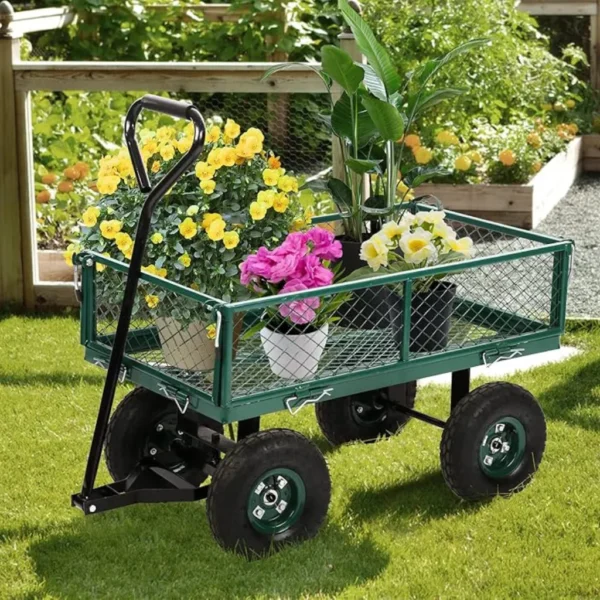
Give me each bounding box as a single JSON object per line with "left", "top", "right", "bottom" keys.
{"left": 41, "top": 173, "right": 58, "bottom": 185}
{"left": 75, "top": 161, "right": 90, "bottom": 177}
{"left": 36, "top": 190, "right": 51, "bottom": 204}
{"left": 64, "top": 166, "right": 82, "bottom": 180}
{"left": 57, "top": 180, "right": 74, "bottom": 193}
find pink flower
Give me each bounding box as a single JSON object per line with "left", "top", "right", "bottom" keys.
{"left": 275, "top": 231, "right": 309, "bottom": 256}
{"left": 305, "top": 227, "right": 343, "bottom": 261}
{"left": 240, "top": 247, "right": 275, "bottom": 285}
{"left": 269, "top": 252, "right": 301, "bottom": 283}
{"left": 278, "top": 280, "right": 320, "bottom": 325}
{"left": 293, "top": 254, "right": 334, "bottom": 288}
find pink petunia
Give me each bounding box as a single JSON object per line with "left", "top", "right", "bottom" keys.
{"left": 293, "top": 254, "right": 334, "bottom": 288}
{"left": 278, "top": 279, "right": 320, "bottom": 325}
{"left": 305, "top": 227, "right": 343, "bottom": 261}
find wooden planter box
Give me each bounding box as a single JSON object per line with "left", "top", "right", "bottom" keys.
{"left": 582, "top": 134, "right": 600, "bottom": 172}
{"left": 38, "top": 249, "right": 72, "bottom": 282}
{"left": 418, "top": 137, "right": 583, "bottom": 229}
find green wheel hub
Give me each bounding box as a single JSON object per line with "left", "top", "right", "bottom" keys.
{"left": 478, "top": 416, "right": 526, "bottom": 479}
{"left": 247, "top": 468, "right": 306, "bottom": 535}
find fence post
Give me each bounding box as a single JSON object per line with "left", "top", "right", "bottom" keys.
{"left": 594, "top": 1, "right": 600, "bottom": 87}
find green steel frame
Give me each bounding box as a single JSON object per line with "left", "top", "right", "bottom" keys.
{"left": 78, "top": 205, "right": 573, "bottom": 424}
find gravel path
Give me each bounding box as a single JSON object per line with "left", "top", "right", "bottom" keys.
{"left": 536, "top": 173, "right": 600, "bottom": 318}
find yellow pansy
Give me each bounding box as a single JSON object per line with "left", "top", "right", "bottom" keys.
{"left": 145, "top": 294, "right": 160, "bottom": 308}
{"left": 160, "top": 144, "right": 175, "bottom": 161}
{"left": 249, "top": 201, "right": 267, "bottom": 221}
{"left": 207, "top": 148, "right": 225, "bottom": 168}
{"left": 360, "top": 234, "right": 390, "bottom": 271}
{"left": 206, "top": 125, "right": 221, "bottom": 143}
{"left": 96, "top": 252, "right": 110, "bottom": 272}
{"left": 257, "top": 189, "right": 276, "bottom": 208}
{"left": 207, "top": 218, "right": 226, "bottom": 241}
{"left": 304, "top": 206, "right": 314, "bottom": 224}
{"left": 179, "top": 217, "right": 198, "bottom": 239}
{"left": 123, "top": 247, "right": 133, "bottom": 260}
{"left": 397, "top": 180, "right": 414, "bottom": 200}
{"left": 115, "top": 232, "right": 134, "bottom": 254}
{"left": 178, "top": 253, "right": 192, "bottom": 268}
{"left": 184, "top": 122, "right": 194, "bottom": 138}
{"left": 220, "top": 147, "right": 237, "bottom": 167}
{"left": 224, "top": 119, "right": 241, "bottom": 140}
{"left": 201, "top": 179, "right": 216, "bottom": 195}
{"left": 454, "top": 155, "right": 472, "bottom": 171}
{"left": 97, "top": 175, "right": 120, "bottom": 195}
{"left": 82, "top": 206, "right": 101, "bottom": 227}
{"left": 186, "top": 205, "right": 200, "bottom": 216}
{"left": 245, "top": 127, "right": 264, "bottom": 143}
{"left": 277, "top": 175, "right": 298, "bottom": 193}
{"left": 156, "top": 126, "right": 176, "bottom": 142}
{"left": 151, "top": 160, "right": 161, "bottom": 174}
{"left": 206, "top": 324, "right": 217, "bottom": 340}
{"left": 150, "top": 232, "right": 163, "bottom": 244}
{"left": 223, "top": 231, "right": 240, "bottom": 249}
{"left": 291, "top": 217, "right": 305, "bottom": 231}
{"left": 63, "top": 243, "right": 80, "bottom": 267}
{"left": 414, "top": 147, "right": 433, "bottom": 165}
{"left": 99, "top": 219, "right": 123, "bottom": 240}
{"left": 273, "top": 193, "right": 289, "bottom": 213}
{"left": 142, "top": 264, "right": 167, "bottom": 278}
{"left": 499, "top": 149, "right": 516, "bottom": 167}
{"left": 202, "top": 213, "right": 222, "bottom": 230}
{"left": 143, "top": 139, "right": 158, "bottom": 155}
{"left": 263, "top": 169, "right": 280, "bottom": 187}
{"left": 176, "top": 137, "right": 193, "bottom": 154}
{"left": 237, "top": 132, "right": 262, "bottom": 158}
{"left": 195, "top": 161, "right": 216, "bottom": 181}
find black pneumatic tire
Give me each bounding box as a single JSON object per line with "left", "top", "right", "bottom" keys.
{"left": 315, "top": 382, "right": 417, "bottom": 446}
{"left": 207, "top": 429, "right": 331, "bottom": 557}
{"left": 105, "top": 387, "right": 221, "bottom": 485}
{"left": 440, "top": 382, "right": 546, "bottom": 501}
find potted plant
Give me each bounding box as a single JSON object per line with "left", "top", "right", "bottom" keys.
{"left": 355, "top": 208, "right": 473, "bottom": 351}
{"left": 240, "top": 228, "right": 346, "bottom": 380}
{"left": 71, "top": 119, "right": 310, "bottom": 371}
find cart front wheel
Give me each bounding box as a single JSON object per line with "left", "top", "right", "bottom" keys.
{"left": 440, "top": 382, "right": 546, "bottom": 501}
{"left": 105, "top": 387, "right": 221, "bottom": 485}
{"left": 315, "top": 382, "right": 417, "bottom": 446}
{"left": 207, "top": 429, "right": 330, "bottom": 557}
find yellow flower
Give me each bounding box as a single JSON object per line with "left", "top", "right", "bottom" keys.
{"left": 202, "top": 213, "right": 222, "bottom": 230}
{"left": 499, "top": 149, "right": 517, "bottom": 167}
{"left": 245, "top": 127, "right": 264, "bottom": 143}
{"left": 184, "top": 123, "right": 194, "bottom": 138}
{"left": 268, "top": 154, "right": 281, "bottom": 169}
{"left": 381, "top": 220, "right": 408, "bottom": 239}
{"left": 151, "top": 232, "right": 163, "bottom": 244}
{"left": 178, "top": 253, "right": 192, "bottom": 268}
{"left": 414, "top": 147, "right": 433, "bottom": 165}
{"left": 96, "top": 175, "right": 120, "bottom": 195}
{"left": 157, "top": 126, "right": 176, "bottom": 142}
{"left": 436, "top": 130, "right": 459, "bottom": 146}
{"left": 151, "top": 160, "right": 161, "bottom": 174}
{"left": 397, "top": 180, "right": 414, "bottom": 200}
{"left": 432, "top": 222, "right": 455, "bottom": 240}
{"left": 195, "top": 161, "right": 216, "bottom": 181}
{"left": 277, "top": 175, "right": 298, "bottom": 193}
{"left": 115, "top": 232, "right": 134, "bottom": 254}
{"left": 566, "top": 99, "right": 576, "bottom": 109}
{"left": 179, "top": 217, "right": 198, "bottom": 239}
{"left": 142, "top": 264, "right": 167, "bottom": 278}
{"left": 206, "top": 125, "right": 221, "bottom": 143}
{"left": 263, "top": 168, "right": 280, "bottom": 186}
{"left": 176, "top": 137, "right": 193, "bottom": 154}
{"left": 526, "top": 132, "right": 542, "bottom": 149}
{"left": 257, "top": 189, "right": 276, "bottom": 208}
{"left": 96, "top": 252, "right": 110, "bottom": 272}
{"left": 403, "top": 134, "right": 421, "bottom": 149}
{"left": 123, "top": 247, "right": 132, "bottom": 260}
{"left": 224, "top": 119, "right": 241, "bottom": 140}
{"left": 360, "top": 234, "right": 390, "bottom": 271}
{"left": 273, "top": 192, "right": 289, "bottom": 213}
{"left": 454, "top": 155, "right": 472, "bottom": 171}
{"left": 223, "top": 231, "right": 240, "bottom": 249}
{"left": 207, "top": 148, "right": 225, "bottom": 168}
{"left": 444, "top": 236, "right": 474, "bottom": 257}
{"left": 82, "top": 206, "right": 101, "bottom": 227}
{"left": 160, "top": 144, "right": 175, "bottom": 161}
{"left": 207, "top": 218, "right": 226, "bottom": 241}
{"left": 468, "top": 150, "right": 483, "bottom": 164}
{"left": 568, "top": 123, "right": 579, "bottom": 135}
{"left": 206, "top": 324, "right": 217, "bottom": 340}
{"left": 201, "top": 179, "right": 216, "bottom": 195}
{"left": 63, "top": 243, "right": 79, "bottom": 267}
{"left": 143, "top": 139, "right": 158, "bottom": 156}
{"left": 237, "top": 132, "right": 263, "bottom": 157}
{"left": 399, "top": 229, "right": 436, "bottom": 264}
{"left": 249, "top": 201, "right": 267, "bottom": 221}
{"left": 532, "top": 161, "right": 542, "bottom": 173}
{"left": 187, "top": 205, "right": 200, "bottom": 216}
{"left": 99, "top": 219, "right": 123, "bottom": 240}
{"left": 304, "top": 206, "right": 314, "bottom": 224}
{"left": 291, "top": 217, "right": 305, "bottom": 231}
{"left": 415, "top": 210, "right": 446, "bottom": 226}
{"left": 220, "top": 147, "right": 237, "bottom": 167}
{"left": 145, "top": 294, "right": 160, "bottom": 309}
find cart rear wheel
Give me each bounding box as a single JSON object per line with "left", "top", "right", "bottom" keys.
{"left": 440, "top": 382, "right": 546, "bottom": 501}
{"left": 105, "top": 387, "right": 221, "bottom": 485}
{"left": 315, "top": 382, "right": 417, "bottom": 446}
{"left": 207, "top": 429, "right": 330, "bottom": 557}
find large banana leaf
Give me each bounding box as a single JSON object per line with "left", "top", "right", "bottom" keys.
{"left": 406, "top": 88, "right": 466, "bottom": 119}
{"left": 338, "top": 0, "right": 400, "bottom": 97}
{"left": 321, "top": 45, "right": 364, "bottom": 96}
{"left": 361, "top": 95, "right": 405, "bottom": 141}
{"left": 331, "top": 93, "right": 378, "bottom": 147}
{"left": 358, "top": 64, "right": 387, "bottom": 102}
{"left": 345, "top": 157, "right": 382, "bottom": 174}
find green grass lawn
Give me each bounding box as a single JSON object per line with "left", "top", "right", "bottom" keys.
{"left": 1, "top": 315, "right": 600, "bottom": 599}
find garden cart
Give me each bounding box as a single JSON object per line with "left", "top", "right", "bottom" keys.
{"left": 72, "top": 95, "right": 573, "bottom": 557}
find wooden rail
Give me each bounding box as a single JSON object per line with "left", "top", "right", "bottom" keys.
{"left": 146, "top": 3, "right": 246, "bottom": 22}
{"left": 519, "top": 0, "right": 596, "bottom": 15}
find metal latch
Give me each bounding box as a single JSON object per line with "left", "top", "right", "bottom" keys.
{"left": 285, "top": 387, "right": 334, "bottom": 416}
{"left": 482, "top": 347, "right": 524, "bottom": 367}
{"left": 158, "top": 384, "right": 190, "bottom": 414}
{"left": 92, "top": 357, "right": 127, "bottom": 383}
{"left": 74, "top": 263, "right": 83, "bottom": 303}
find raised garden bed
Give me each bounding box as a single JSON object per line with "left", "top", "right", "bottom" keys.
{"left": 419, "top": 137, "right": 584, "bottom": 229}
{"left": 38, "top": 249, "right": 72, "bottom": 283}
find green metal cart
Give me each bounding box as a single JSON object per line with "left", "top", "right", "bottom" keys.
{"left": 72, "top": 95, "right": 573, "bottom": 557}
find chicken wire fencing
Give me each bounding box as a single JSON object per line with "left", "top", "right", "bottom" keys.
{"left": 85, "top": 216, "right": 566, "bottom": 403}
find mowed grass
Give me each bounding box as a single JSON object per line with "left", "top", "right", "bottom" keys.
{"left": 1, "top": 315, "right": 600, "bottom": 599}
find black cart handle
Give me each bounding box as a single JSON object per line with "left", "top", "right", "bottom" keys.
{"left": 124, "top": 94, "right": 206, "bottom": 195}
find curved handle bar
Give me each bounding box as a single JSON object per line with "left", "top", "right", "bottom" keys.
{"left": 124, "top": 94, "right": 206, "bottom": 195}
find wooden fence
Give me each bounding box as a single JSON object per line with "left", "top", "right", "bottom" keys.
{"left": 0, "top": 0, "right": 598, "bottom": 309}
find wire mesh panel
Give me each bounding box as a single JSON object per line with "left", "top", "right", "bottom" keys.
{"left": 84, "top": 210, "right": 571, "bottom": 411}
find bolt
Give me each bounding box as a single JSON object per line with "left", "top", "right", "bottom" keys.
{"left": 149, "top": 447, "right": 157, "bottom": 456}
{"left": 85, "top": 258, "right": 93, "bottom": 267}
{"left": 156, "top": 424, "right": 164, "bottom": 432}
{"left": 89, "top": 505, "right": 97, "bottom": 513}
{"left": 356, "top": 406, "right": 364, "bottom": 414}
{"left": 177, "top": 430, "right": 184, "bottom": 436}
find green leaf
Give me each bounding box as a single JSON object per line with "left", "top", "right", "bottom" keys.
{"left": 326, "top": 178, "right": 353, "bottom": 214}
{"left": 407, "top": 88, "right": 466, "bottom": 119}
{"left": 331, "top": 93, "right": 378, "bottom": 147}
{"left": 360, "top": 95, "right": 404, "bottom": 141}
{"left": 358, "top": 64, "right": 387, "bottom": 101}
{"left": 338, "top": 0, "right": 400, "bottom": 96}
{"left": 403, "top": 166, "right": 449, "bottom": 188}
{"left": 345, "top": 157, "right": 382, "bottom": 174}
{"left": 321, "top": 45, "right": 364, "bottom": 96}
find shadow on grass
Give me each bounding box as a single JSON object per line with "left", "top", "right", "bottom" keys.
{"left": 27, "top": 502, "right": 389, "bottom": 599}
{"left": 347, "top": 471, "right": 482, "bottom": 528}
{"left": 0, "top": 371, "right": 105, "bottom": 388}
{"left": 538, "top": 356, "right": 600, "bottom": 431}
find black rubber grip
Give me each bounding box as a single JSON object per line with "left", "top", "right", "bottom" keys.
{"left": 136, "top": 94, "right": 193, "bottom": 120}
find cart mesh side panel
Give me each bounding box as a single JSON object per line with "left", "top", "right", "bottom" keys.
{"left": 87, "top": 213, "right": 568, "bottom": 405}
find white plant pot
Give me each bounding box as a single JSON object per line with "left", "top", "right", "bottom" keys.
{"left": 260, "top": 323, "right": 329, "bottom": 381}
{"left": 156, "top": 317, "right": 216, "bottom": 372}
